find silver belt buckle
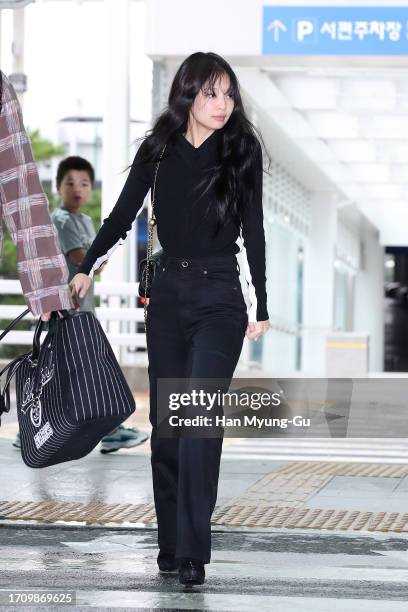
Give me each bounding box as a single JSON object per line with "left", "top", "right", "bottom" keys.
{"left": 181, "top": 260, "right": 189, "bottom": 267}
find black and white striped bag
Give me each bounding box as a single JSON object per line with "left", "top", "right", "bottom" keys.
{"left": 0, "top": 308, "right": 136, "bottom": 468}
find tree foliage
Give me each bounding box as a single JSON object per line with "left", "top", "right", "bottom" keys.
{"left": 27, "top": 128, "right": 65, "bottom": 162}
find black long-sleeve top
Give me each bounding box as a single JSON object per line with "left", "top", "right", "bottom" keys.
{"left": 78, "top": 127, "right": 269, "bottom": 321}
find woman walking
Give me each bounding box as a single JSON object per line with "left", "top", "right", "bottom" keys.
{"left": 70, "top": 51, "right": 270, "bottom": 587}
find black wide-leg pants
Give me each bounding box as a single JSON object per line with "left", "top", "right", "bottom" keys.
{"left": 146, "top": 252, "right": 248, "bottom": 564}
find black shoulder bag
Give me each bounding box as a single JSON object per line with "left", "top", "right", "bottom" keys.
{"left": 138, "top": 144, "right": 167, "bottom": 330}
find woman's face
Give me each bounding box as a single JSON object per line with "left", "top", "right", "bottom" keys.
{"left": 189, "top": 72, "right": 234, "bottom": 132}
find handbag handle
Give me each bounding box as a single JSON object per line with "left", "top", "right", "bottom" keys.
{"left": 0, "top": 306, "right": 69, "bottom": 345}
{"left": 0, "top": 308, "right": 70, "bottom": 363}
{"left": 143, "top": 143, "right": 167, "bottom": 331}
{"left": 0, "top": 308, "right": 71, "bottom": 420}
{"left": 31, "top": 309, "right": 65, "bottom": 363}
{"left": 0, "top": 307, "right": 39, "bottom": 420}
{"left": 0, "top": 306, "right": 31, "bottom": 343}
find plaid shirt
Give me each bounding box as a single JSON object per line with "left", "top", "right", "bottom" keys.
{"left": 0, "top": 72, "right": 74, "bottom": 315}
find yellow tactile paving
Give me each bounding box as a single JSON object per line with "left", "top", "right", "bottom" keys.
{"left": 0, "top": 500, "right": 157, "bottom": 525}
{"left": 211, "top": 460, "right": 408, "bottom": 532}
{"left": 2, "top": 461, "right": 408, "bottom": 532}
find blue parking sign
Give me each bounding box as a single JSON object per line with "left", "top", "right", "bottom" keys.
{"left": 263, "top": 6, "right": 408, "bottom": 55}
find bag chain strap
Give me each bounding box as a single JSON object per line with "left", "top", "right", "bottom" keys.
{"left": 143, "top": 144, "right": 166, "bottom": 332}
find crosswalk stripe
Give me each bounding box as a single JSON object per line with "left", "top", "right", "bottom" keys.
{"left": 71, "top": 590, "right": 408, "bottom": 611}
{"left": 221, "top": 439, "right": 408, "bottom": 463}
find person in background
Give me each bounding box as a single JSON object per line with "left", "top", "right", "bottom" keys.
{"left": 0, "top": 70, "right": 73, "bottom": 316}
{"left": 14, "top": 155, "right": 148, "bottom": 453}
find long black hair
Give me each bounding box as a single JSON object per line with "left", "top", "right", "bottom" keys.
{"left": 134, "top": 51, "right": 271, "bottom": 237}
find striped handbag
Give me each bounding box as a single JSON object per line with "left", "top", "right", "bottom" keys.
{"left": 0, "top": 308, "right": 136, "bottom": 468}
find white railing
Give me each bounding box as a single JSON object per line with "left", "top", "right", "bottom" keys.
{"left": 0, "top": 280, "right": 146, "bottom": 349}
{"left": 0, "top": 279, "right": 257, "bottom": 370}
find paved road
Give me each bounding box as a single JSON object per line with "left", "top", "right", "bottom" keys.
{"left": 1, "top": 526, "right": 408, "bottom": 610}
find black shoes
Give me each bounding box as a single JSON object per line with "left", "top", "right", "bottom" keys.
{"left": 157, "top": 552, "right": 206, "bottom": 586}
{"left": 157, "top": 552, "right": 178, "bottom": 573}
{"left": 178, "top": 558, "right": 205, "bottom": 586}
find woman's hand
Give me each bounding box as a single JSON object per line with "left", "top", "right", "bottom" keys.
{"left": 68, "top": 273, "right": 92, "bottom": 311}
{"left": 246, "top": 320, "right": 270, "bottom": 341}
{"left": 40, "top": 311, "right": 65, "bottom": 322}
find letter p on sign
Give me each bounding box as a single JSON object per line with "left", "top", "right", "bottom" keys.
{"left": 296, "top": 20, "right": 315, "bottom": 41}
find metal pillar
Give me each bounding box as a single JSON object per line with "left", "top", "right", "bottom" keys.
{"left": 302, "top": 192, "right": 337, "bottom": 375}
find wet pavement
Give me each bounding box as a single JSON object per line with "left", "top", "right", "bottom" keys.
{"left": 1, "top": 526, "right": 408, "bottom": 610}
{"left": 0, "top": 391, "right": 282, "bottom": 511}
{"left": 2, "top": 391, "right": 408, "bottom": 609}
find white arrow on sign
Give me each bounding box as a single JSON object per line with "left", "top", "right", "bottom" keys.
{"left": 267, "top": 19, "right": 287, "bottom": 43}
